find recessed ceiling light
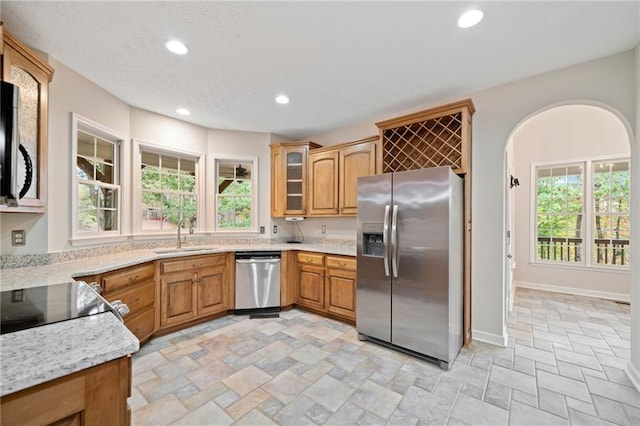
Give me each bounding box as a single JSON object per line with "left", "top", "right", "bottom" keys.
{"left": 275, "top": 95, "right": 290, "bottom": 104}
{"left": 165, "top": 40, "right": 188, "bottom": 55}
{"left": 176, "top": 108, "right": 190, "bottom": 116}
{"left": 457, "top": 9, "right": 483, "bottom": 28}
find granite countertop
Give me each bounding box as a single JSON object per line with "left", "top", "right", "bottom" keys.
{"left": 0, "top": 242, "right": 356, "bottom": 291}
{"left": 0, "top": 312, "right": 139, "bottom": 396}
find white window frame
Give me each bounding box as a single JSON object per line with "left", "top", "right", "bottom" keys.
{"left": 132, "top": 139, "right": 206, "bottom": 237}
{"left": 209, "top": 155, "right": 258, "bottom": 234}
{"left": 530, "top": 153, "right": 630, "bottom": 271}
{"left": 70, "top": 113, "right": 129, "bottom": 245}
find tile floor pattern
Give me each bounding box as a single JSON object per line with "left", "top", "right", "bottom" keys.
{"left": 131, "top": 288, "right": 639, "bottom": 425}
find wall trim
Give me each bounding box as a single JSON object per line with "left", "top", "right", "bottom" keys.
{"left": 472, "top": 328, "right": 507, "bottom": 347}
{"left": 625, "top": 361, "right": 640, "bottom": 393}
{"left": 515, "top": 280, "right": 630, "bottom": 303}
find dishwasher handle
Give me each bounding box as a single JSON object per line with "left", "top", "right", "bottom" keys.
{"left": 236, "top": 258, "right": 281, "bottom": 264}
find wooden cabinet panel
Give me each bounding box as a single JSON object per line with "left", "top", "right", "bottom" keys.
{"left": 307, "top": 137, "right": 378, "bottom": 217}
{"left": 159, "top": 254, "right": 229, "bottom": 329}
{"left": 161, "top": 271, "right": 197, "bottom": 327}
{"left": 339, "top": 142, "right": 376, "bottom": 215}
{"left": 113, "top": 282, "right": 154, "bottom": 315}
{"left": 1, "top": 356, "right": 130, "bottom": 426}
{"left": 325, "top": 268, "right": 356, "bottom": 320}
{"left": 197, "top": 266, "right": 227, "bottom": 316}
{"left": 326, "top": 256, "right": 356, "bottom": 270}
{"left": 297, "top": 252, "right": 324, "bottom": 266}
{"left": 125, "top": 306, "right": 155, "bottom": 343}
{"left": 308, "top": 150, "right": 339, "bottom": 215}
{"left": 102, "top": 263, "right": 155, "bottom": 293}
{"left": 160, "top": 255, "right": 225, "bottom": 274}
{"left": 297, "top": 264, "right": 325, "bottom": 311}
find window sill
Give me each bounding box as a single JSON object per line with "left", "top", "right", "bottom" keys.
{"left": 529, "top": 260, "right": 630, "bottom": 274}
{"left": 70, "top": 235, "right": 130, "bottom": 247}
{"left": 132, "top": 232, "right": 206, "bottom": 241}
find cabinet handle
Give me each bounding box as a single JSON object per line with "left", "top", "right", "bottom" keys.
{"left": 192, "top": 273, "right": 199, "bottom": 285}
{"left": 128, "top": 274, "right": 139, "bottom": 283}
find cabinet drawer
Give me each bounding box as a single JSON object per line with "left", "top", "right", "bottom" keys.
{"left": 108, "top": 281, "right": 155, "bottom": 316}
{"left": 326, "top": 256, "right": 356, "bottom": 270}
{"left": 101, "top": 263, "right": 155, "bottom": 293}
{"left": 160, "top": 254, "right": 226, "bottom": 274}
{"left": 125, "top": 306, "right": 155, "bottom": 341}
{"left": 297, "top": 252, "right": 324, "bottom": 266}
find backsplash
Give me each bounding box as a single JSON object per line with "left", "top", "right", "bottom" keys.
{"left": 0, "top": 236, "right": 356, "bottom": 269}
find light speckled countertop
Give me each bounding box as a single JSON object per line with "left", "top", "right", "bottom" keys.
{"left": 0, "top": 242, "right": 356, "bottom": 291}
{"left": 0, "top": 242, "right": 354, "bottom": 396}
{"left": 1, "top": 313, "right": 139, "bottom": 396}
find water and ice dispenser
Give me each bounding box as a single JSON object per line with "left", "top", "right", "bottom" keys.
{"left": 361, "top": 223, "right": 384, "bottom": 257}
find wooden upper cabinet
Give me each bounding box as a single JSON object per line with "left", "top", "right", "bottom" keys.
{"left": 308, "top": 150, "right": 339, "bottom": 215}
{"left": 339, "top": 141, "right": 376, "bottom": 215}
{"left": 308, "top": 136, "right": 378, "bottom": 217}
{"left": 270, "top": 141, "right": 321, "bottom": 217}
{"left": 0, "top": 25, "right": 55, "bottom": 213}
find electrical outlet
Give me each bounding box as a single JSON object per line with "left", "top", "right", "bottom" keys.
{"left": 321, "top": 225, "right": 326, "bottom": 234}
{"left": 273, "top": 225, "right": 277, "bottom": 234}
{"left": 12, "top": 230, "right": 25, "bottom": 246}
{"left": 259, "top": 226, "right": 265, "bottom": 234}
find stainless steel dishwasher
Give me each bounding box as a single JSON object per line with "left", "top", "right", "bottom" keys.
{"left": 235, "top": 251, "right": 281, "bottom": 310}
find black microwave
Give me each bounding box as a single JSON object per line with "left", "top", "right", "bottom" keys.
{"left": 0, "top": 80, "right": 19, "bottom": 206}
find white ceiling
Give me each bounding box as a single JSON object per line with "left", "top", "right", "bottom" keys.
{"left": 2, "top": 1, "right": 639, "bottom": 140}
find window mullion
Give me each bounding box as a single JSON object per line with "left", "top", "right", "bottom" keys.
{"left": 585, "top": 160, "right": 593, "bottom": 267}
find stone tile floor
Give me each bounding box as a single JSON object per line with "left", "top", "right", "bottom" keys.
{"left": 131, "top": 288, "right": 639, "bottom": 425}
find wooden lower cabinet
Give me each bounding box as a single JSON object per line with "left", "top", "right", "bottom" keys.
{"left": 159, "top": 254, "right": 229, "bottom": 329}
{"left": 296, "top": 252, "right": 356, "bottom": 322}
{"left": 1, "top": 356, "right": 131, "bottom": 426}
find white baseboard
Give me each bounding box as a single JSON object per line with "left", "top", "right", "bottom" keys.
{"left": 515, "top": 280, "right": 630, "bottom": 303}
{"left": 472, "top": 328, "right": 507, "bottom": 347}
{"left": 625, "top": 361, "right": 640, "bottom": 393}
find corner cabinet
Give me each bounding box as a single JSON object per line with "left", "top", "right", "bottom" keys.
{"left": 0, "top": 26, "right": 55, "bottom": 213}
{"left": 270, "top": 141, "right": 321, "bottom": 217}
{"left": 159, "top": 253, "right": 230, "bottom": 329}
{"left": 308, "top": 136, "right": 378, "bottom": 216}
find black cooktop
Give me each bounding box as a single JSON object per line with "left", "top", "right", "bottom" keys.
{"left": 0, "top": 281, "right": 112, "bottom": 334}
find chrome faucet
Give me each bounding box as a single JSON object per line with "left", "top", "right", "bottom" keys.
{"left": 177, "top": 219, "right": 193, "bottom": 249}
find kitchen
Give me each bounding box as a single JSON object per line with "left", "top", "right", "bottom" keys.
{"left": 1, "top": 1, "right": 640, "bottom": 425}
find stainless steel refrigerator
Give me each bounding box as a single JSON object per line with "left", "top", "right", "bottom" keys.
{"left": 356, "top": 166, "right": 463, "bottom": 369}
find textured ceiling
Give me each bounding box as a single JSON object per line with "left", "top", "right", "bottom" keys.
{"left": 2, "top": 1, "right": 639, "bottom": 139}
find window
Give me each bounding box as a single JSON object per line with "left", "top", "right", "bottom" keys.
{"left": 71, "top": 114, "right": 124, "bottom": 241}
{"left": 139, "top": 149, "right": 199, "bottom": 232}
{"left": 534, "top": 157, "right": 630, "bottom": 268}
{"left": 214, "top": 157, "right": 257, "bottom": 232}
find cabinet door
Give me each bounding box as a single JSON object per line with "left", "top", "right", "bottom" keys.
{"left": 325, "top": 267, "right": 357, "bottom": 321}
{"left": 196, "top": 265, "right": 228, "bottom": 316}
{"left": 0, "top": 28, "right": 54, "bottom": 213}
{"left": 161, "top": 270, "right": 197, "bottom": 327}
{"left": 308, "top": 150, "right": 339, "bottom": 215}
{"left": 339, "top": 142, "right": 376, "bottom": 215}
{"left": 297, "top": 263, "right": 325, "bottom": 311}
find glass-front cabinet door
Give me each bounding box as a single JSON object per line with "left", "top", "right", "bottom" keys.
{"left": 270, "top": 141, "right": 321, "bottom": 217}
{"left": 1, "top": 25, "right": 55, "bottom": 213}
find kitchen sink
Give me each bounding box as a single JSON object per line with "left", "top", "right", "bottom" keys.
{"left": 154, "top": 246, "right": 215, "bottom": 254}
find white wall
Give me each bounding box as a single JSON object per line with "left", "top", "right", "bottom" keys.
{"left": 627, "top": 44, "right": 640, "bottom": 391}
{"left": 512, "top": 105, "right": 630, "bottom": 299}
{"left": 309, "top": 50, "right": 636, "bottom": 344}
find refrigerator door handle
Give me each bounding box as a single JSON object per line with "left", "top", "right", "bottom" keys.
{"left": 391, "top": 204, "right": 399, "bottom": 278}
{"left": 383, "top": 204, "right": 390, "bottom": 277}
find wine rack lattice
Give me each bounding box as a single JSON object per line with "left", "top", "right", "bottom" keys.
{"left": 376, "top": 99, "right": 474, "bottom": 175}
{"left": 382, "top": 113, "right": 463, "bottom": 173}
